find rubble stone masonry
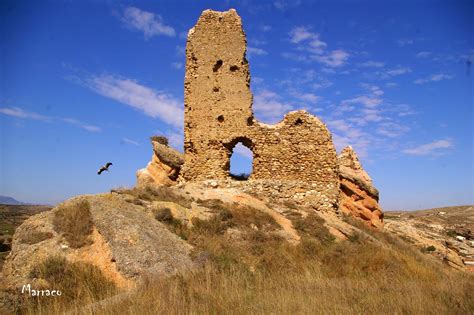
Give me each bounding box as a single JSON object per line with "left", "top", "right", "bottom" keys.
{"left": 180, "top": 9, "right": 340, "bottom": 211}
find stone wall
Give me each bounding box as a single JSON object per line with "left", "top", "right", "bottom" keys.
{"left": 180, "top": 9, "right": 339, "bottom": 211}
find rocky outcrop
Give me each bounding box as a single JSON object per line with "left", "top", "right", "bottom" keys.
{"left": 338, "top": 146, "right": 384, "bottom": 228}
{"left": 136, "top": 136, "right": 184, "bottom": 187}
{"left": 2, "top": 194, "right": 193, "bottom": 290}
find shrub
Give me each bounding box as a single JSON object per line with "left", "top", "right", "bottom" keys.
{"left": 154, "top": 207, "right": 174, "bottom": 223}
{"left": 53, "top": 200, "right": 93, "bottom": 248}
{"left": 423, "top": 245, "right": 436, "bottom": 252}
{"left": 292, "top": 213, "right": 335, "bottom": 245}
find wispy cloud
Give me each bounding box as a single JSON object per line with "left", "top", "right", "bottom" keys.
{"left": 403, "top": 139, "right": 454, "bottom": 156}
{"left": 62, "top": 118, "right": 102, "bottom": 132}
{"left": 0, "top": 107, "right": 101, "bottom": 132}
{"left": 121, "top": 137, "right": 140, "bottom": 146}
{"left": 274, "top": 0, "right": 301, "bottom": 11}
{"left": 386, "top": 67, "right": 412, "bottom": 76}
{"left": 342, "top": 95, "right": 382, "bottom": 108}
{"left": 414, "top": 73, "right": 453, "bottom": 84}
{"left": 287, "top": 26, "right": 349, "bottom": 67}
{"left": 247, "top": 47, "right": 268, "bottom": 56}
{"left": 416, "top": 51, "right": 432, "bottom": 58}
{"left": 358, "top": 61, "right": 385, "bottom": 68}
{"left": 120, "top": 7, "right": 175, "bottom": 39}
{"left": 83, "top": 74, "right": 183, "bottom": 128}
{"left": 397, "top": 38, "right": 413, "bottom": 47}
{"left": 313, "top": 50, "right": 349, "bottom": 67}
{"left": 292, "top": 92, "right": 319, "bottom": 103}
{"left": 376, "top": 121, "right": 409, "bottom": 138}
{"left": 327, "top": 119, "right": 370, "bottom": 157}
{"left": 171, "top": 62, "right": 183, "bottom": 69}
{"left": 233, "top": 143, "right": 253, "bottom": 159}
{"left": 0, "top": 107, "right": 50, "bottom": 121}
{"left": 253, "top": 89, "right": 293, "bottom": 123}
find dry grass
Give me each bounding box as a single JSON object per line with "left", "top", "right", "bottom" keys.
{"left": 115, "top": 186, "right": 194, "bottom": 208}
{"left": 22, "top": 256, "right": 117, "bottom": 314}
{"left": 91, "top": 230, "right": 473, "bottom": 315}
{"left": 20, "top": 203, "right": 474, "bottom": 314}
{"left": 18, "top": 231, "right": 53, "bottom": 245}
{"left": 52, "top": 200, "right": 93, "bottom": 248}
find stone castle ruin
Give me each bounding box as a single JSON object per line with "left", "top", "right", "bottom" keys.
{"left": 138, "top": 9, "right": 383, "bottom": 223}
{"left": 180, "top": 9, "right": 340, "bottom": 211}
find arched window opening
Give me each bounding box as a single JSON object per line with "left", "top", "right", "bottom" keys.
{"left": 228, "top": 142, "right": 253, "bottom": 180}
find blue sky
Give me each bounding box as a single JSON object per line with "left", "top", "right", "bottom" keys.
{"left": 1, "top": 0, "right": 473, "bottom": 210}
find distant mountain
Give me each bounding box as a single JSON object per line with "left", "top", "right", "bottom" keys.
{"left": 0, "top": 195, "right": 26, "bottom": 205}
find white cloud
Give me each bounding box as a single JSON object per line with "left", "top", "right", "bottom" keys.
{"left": 403, "top": 139, "right": 454, "bottom": 156}
{"left": 386, "top": 67, "right": 412, "bottom": 76}
{"left": 0, "top": 107, "right": 50, "bottom": 121}
{"left": 62, "top": 118, "right": 102, "bottom": 132}
{"left": 274, "top": 0, "right": 301, "bottom": 11}
{"left": 289, "top": 26, "right": 314, "bottom": 44}
{"left": 120, "top": 7, "right": 175, "bottom": 39}
{"left": 233, "top": 143, "right": 253, "bottom": 159}
{"left": 397, "top": 38, "right": 414, "bottom": 46}
{"left": 327, "top": 119, "right": 370, "bottom": 157}
{"left": 165, "top": 131, "right": 184, "bottom": 152}
{"left": 253, "top": 89, "right": 293, "bottom": 123}
{"left": 342, "top": 95, "right": 382, "bottom": 108}
{"left": 247, "top": 47, "right": 268, "bottom": 56}
{"left": 122, "top": 137, "right": 140, "bottom": 146}
{"left": 414, "top": 73, "right": 453, "bottom": 84}
{"left": 360, "top": 83, "right": 384, "bottom": 96}
{"left": 358, "top": 61, "right": 385, "bottom": 68}
{"left": 84, "top": 74, "right": 183, "bottom": 128}
{"left": 0, "top": 107, "right": 101, "bottom": 132}
{"left": 376, "top": 122, "right": 409, "bottom": 138}
{"left": 261, "top": 25, "right": 272, "bottom": 32}
{"left": 312, "top": 49, "right": 349, "bottom": 67}
{"left": 416, "top": 51, "right": 432, "bottom": 58}
{"left": 288, "top": 27, "right": 348, "bottom": 67}
{"left": 386, "top": 82, "right": 398, "bottom": 88}
{"left": 294, "top": 92, "right": 319, "bottom": 103}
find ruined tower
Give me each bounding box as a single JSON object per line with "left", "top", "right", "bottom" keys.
{"left": 180, "top": 9, "right": 340, "bottom": 211}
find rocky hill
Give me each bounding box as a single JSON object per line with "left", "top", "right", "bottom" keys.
{"left": 385, "top": 206, "right": 474, "bottom": 270}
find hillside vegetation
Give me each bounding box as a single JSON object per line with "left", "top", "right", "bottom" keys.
{"left": 17, "top": 187, "right": 473, "bottom": 315}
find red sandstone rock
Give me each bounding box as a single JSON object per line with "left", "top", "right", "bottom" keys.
{"left": 338, "top": 146, "right": 384, "bottom": 228}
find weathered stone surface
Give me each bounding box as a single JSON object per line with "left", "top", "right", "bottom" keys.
{"left": 180, "top": 9, "right": 339, "bottom": 211}
{"left": 338, "top": 146, "right": 372, "bottom": 185}
{"left": 2, "top": 194, "right": 193, "bottom": 290}
{"left": 137, "top": 137, "right": 184, "bottom": 187}
{"left": 338, "top": 146, "right": 384, "bottom": 228}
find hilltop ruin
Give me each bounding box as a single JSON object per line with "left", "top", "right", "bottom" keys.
{"left": 137, "top": 9, "right": 383, "bottom": 225}
{"left": 179, "top": 9, "right": 339, "bottom": 211}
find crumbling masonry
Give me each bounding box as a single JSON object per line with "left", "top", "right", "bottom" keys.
{"left": 178, "top": 9, "right": 340, "bottom": 211}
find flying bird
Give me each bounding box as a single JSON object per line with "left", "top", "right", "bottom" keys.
{"left": 97, "top": 162, "right": 113, "bottom": 175}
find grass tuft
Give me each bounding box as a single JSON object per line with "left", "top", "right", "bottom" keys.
{"left": 52, "top": 200, "right": 93, "bottom": 248}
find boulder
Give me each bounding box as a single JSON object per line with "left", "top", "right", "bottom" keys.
{"left": 2, "top": 194, "right": 193, "bottom": 290}
{"left": 136, "top": 137, "right": 184, "bottom": 187}
{"left": 338, "top": 146, "right": 384, "bottom": 228}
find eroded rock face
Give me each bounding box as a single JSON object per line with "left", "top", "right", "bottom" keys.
{"left": 180, "top": 9, "right": 339, "bottom": 211}
{"left": 338, "top": 146, "right": 384, "bottom": 228}
{"left": 2, "top": 194, "right": 193, "bottom": 290}
{"left": 136, "top": 137, "right": 184, "bottom": 187}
